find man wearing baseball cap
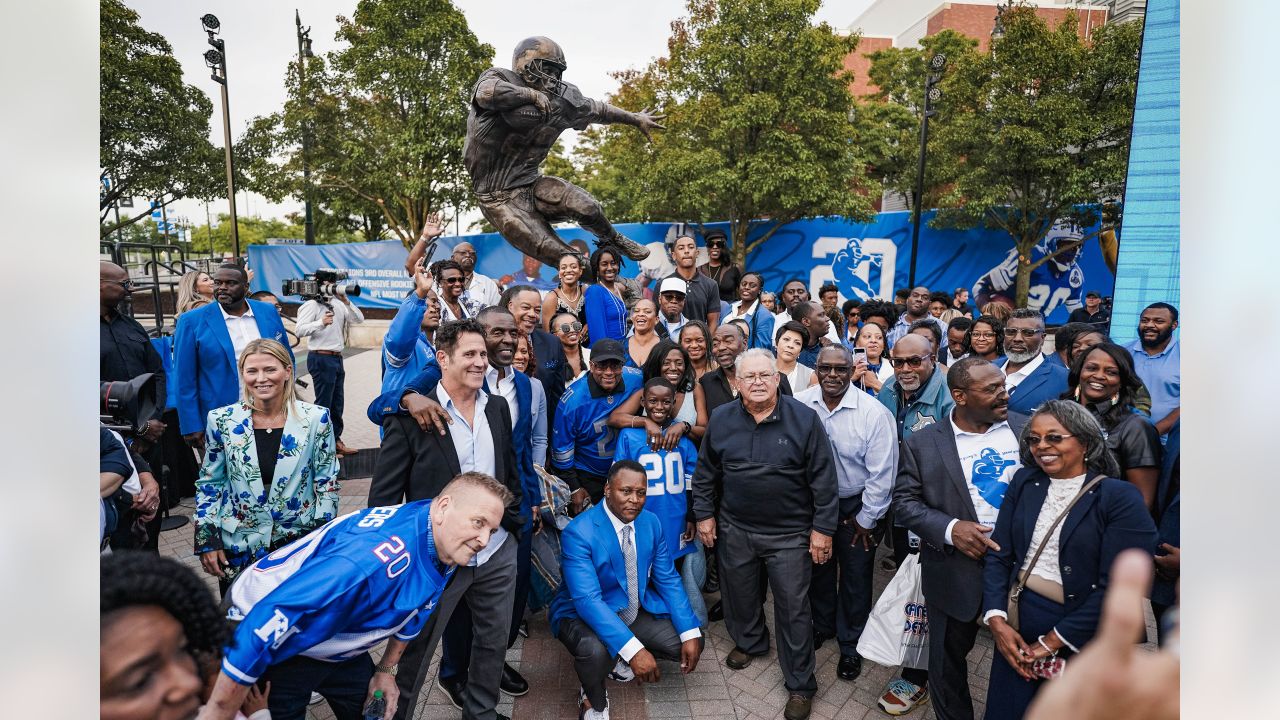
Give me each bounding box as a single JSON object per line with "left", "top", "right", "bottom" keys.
{"left": 1067, "top": 290, "right": 1110, "bottom": 327}
{"left": 656, "top": 277, "right": 690, "bottom": 339}
{"left": 551, "top": 338, "right": 646, "bottom": 512}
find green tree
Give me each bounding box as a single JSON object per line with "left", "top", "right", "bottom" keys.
{"left": 571, "top": 0, "right": 877, "bottom": 267}
{"left": 239, "top": 0, "right": 492, "bottom": 248}
{"left": 926, "top": 6, "right": 1140, "bottom": 307}
{"left": 100, "top": 0, "right": 220, "bottom": 237}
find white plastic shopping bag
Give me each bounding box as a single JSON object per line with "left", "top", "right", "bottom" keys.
{"left": 856, "top": 554, "right": 930, "bottom": 669}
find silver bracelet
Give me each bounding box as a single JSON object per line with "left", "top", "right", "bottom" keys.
{"left": 1036, "top": 635, "right": 1056, "bottom": 657}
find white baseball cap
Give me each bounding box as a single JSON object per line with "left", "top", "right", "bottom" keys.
{"left": 659, "top": 277, "right": 688, "bottom": 296}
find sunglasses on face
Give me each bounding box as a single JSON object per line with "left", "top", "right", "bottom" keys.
{"left": 887, "top": 355, "right": 930, "bottom": 369}
{"left": 102, "top": 278, "right": 134, "bottom": 289}
{"left": 557, "top": 321, "right": 583, "bottom": 333}
{"left": 707, "top": 241, "right": 726, "bottom": 248}
{"left": 440, "top": 276, "right": 465, "bottom": 284}
{"left": 1027, "top": 433, "right": 1075, "bottom": 446}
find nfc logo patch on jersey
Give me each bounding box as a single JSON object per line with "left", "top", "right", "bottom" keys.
{"left": 253, "top": 609, "right": 300, "bottom": 649}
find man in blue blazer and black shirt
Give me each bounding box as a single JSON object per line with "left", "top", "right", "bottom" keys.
{"left": 996, "top": 308, "right": 1068, "bottom": 416}
{"left": 174, "top": 263, "right": 291, "bottom": 447}
{"left": 550, "top": 460, "right": 703, "bottom": 720}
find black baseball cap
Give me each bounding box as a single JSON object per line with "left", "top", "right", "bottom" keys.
{"left": 590, "top": 338, "right": 626, "bottom": 364}
{"left": 1085, "top": 291, "right": 1101, "bottom": 299}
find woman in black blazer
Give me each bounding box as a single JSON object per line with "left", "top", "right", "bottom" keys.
{"left": 981, "top": 400, "right": 1156, "bottom": 719}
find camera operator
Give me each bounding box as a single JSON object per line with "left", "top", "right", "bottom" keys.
{"left": 295, "top": 282, "right": 364, "bottom": 456}
{"left": 100, "top": 261, "right": 166, "bottom": 548}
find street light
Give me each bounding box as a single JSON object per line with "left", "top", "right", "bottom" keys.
{"left": 908, "top": 53, "right": 947, "bottom": 289}
{"left": 296, "top": 10, "right": 315, "bottom": 245}
{"left": 991, "top": 2, "right": 1009, "bottom": 43}
{"left": 202, "top": 13, "right": 240, "bottom": 260}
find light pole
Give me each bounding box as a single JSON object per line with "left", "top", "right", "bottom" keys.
{"left": 202, "top": 13, "right": 240, "bottom": 260}
{"left": 908, "top": 52, "right": 947, "bottom": 289}
{"left": 296, "top": 10, "right": 316, "bottom": 245}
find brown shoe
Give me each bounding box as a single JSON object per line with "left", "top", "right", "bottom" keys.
{"left": 335, "top": 440, "right": 358, "bottom": 456}
{"left": 725, "top": 647, "right": 757, "bottom": 670}
{"left": 783, "top": 693, "right": 812, "bottom": 720}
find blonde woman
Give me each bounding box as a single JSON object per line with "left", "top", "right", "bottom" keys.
{"left": 176, "top": 270, "right": 214, "bottom": 315}
{"left": 193, "top": 338, "right": 339, "bottom": 594}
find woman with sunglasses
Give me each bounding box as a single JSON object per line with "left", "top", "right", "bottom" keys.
{"left": 678, "top": 321, "right": 717, "bottom": 380}
{"left": 981, "top": 400, "right": 1156, "bottom": 720}
{"left": 1065, "top": 342, "right": 1162, "bottom": 511}
{"left": 551, "top": 312, "right": 591, "bottom": 382}
{"left": 964, "top": 314, "right": 1006, "bottom": 364}
{"left": 541, "top": 250, "right": 589, "bottom": 336}
{"left": 697, "top": 229, "right": 743, "bottom": 304}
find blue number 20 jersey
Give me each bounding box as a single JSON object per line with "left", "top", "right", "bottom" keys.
{"left": 614, "top": 427, "right": 697, "bottom": 560}
{"left": 221, "top": 501, "right": 453, "bottom": 685}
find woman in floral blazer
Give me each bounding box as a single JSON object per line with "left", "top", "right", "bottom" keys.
{"left": 194, "top": 339, "right": 340, "bottom": 592}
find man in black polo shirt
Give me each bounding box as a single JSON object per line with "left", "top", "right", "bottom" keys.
{"left": 693, "top": 348, "right": 837, "bottom": 720}
{"left": 1067, "top": 290, "right": 1111, "bottom": 327}
{"left": 699, "top": 323, "right": 793, "bottom": 412}
{"left": 665, "top": 234, "right": 721, "bottom": 331}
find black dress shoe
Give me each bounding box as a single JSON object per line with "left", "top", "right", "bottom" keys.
{"left": 813, "top": 630, "right": 835, "bottom": 650}
{"left": 500, "top": 663, "right": 529, "bottom": 696}
{"left": 837, "top": 654, "right": 863, "bottom": 681}
{"left": 708, "top": 600, "right": 724, "bottom": 622}
{"left": 437, "top": 676, "right": 465, "bottom": 710}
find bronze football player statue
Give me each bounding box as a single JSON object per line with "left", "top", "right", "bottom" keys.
{"left": 463, "top": 37, "right": 664, "bottom": 266}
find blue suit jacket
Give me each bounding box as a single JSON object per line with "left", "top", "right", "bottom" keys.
{"left": 548, "top": 503, "right": 699, "bottom": 657}
{"left": 998, "top": 356, "right": 1069, "bottom": 415}
{"left": 982, "top": 468, "right": 1156, "bottom": 648}
{"left": 174, "top": 300, "right": 292, "bottom": 435}
{"left": 369, "top": 366, "right": 541, "bottom": 510}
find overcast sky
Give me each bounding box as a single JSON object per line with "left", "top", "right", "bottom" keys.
{"left": 127, "top": 0, "right": 873, "bottom": 228}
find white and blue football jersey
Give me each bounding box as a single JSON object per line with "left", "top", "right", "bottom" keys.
{"left": 220, "top": 501, "right": 453, "bottom": 684}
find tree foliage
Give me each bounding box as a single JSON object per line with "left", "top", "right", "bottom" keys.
{"left": 100, "top": 0, "right": 221, "bottom": 237}
{"left": 924, "top": 5, "right": 1139, "bottom": 306}
{"left": 567, "top": 0, "right": 877, "bottom": 267}
{"left": 239, "top": 0, "right": 493, "bottom": 248}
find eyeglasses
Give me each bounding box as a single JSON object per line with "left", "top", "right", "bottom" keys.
{"left": 887, "top": 355, "right": 930, "bottom": 369}
{"left": 1027, "top": 433, "right": 1075, "bottom": 446}
{"left": 1004, "top": 327, "right": 1044, "bottom": 338}
{"left": 815, "top": 364, "right": 852, "bottom": 375}
{"left": 738, "top": 372, "right": 776, "bottom": 385}
{"left": 557, "top": 321, "right": 583, "bottom": 333}
{"left": 440, "top": 276, "right": 466, "bottom": 284}
{"left": 102, "top": 278, "right": 134, "bottom": 289}
{"left": 591, "top": 360, "right": 623, "bottom": 370}
{"left": 970, "top": 331, "right": 997, "bottom": 339}
{"left": 707, "top": 241, "right": 726, "bottom": 248}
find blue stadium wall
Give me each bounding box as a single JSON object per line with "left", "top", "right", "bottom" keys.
{"left": 1111, "top": 0, "right": 1179, "bottom": 343}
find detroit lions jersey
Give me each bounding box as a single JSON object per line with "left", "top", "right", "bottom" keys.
{"left": 974, "top": 245, "right": 1085, "bottom": 317}
{"left": 614, "top": 427, "right": 698, "bottom": 560}
{"left": 221, "top": 501, "right": 452, "bottom": 685}
{"left": 551, "top": 369, "right": 644, "bottom": 477}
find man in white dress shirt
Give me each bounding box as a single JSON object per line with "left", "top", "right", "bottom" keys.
{"left": 295, "top": 291, "right": 364, "bottom": 455}
{"left": 454, "top": 241, "right": 503, "bottom": 309}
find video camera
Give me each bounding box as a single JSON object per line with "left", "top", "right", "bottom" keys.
{"left": 281, "top": 269, "right": 362, "bottom": 302}
{"left": 101, "top": 373, "right": 160, "bottom": 438}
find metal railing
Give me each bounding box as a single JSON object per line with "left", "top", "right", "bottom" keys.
{"left": 100, "top": 241, "right": 222, "bottom": 336}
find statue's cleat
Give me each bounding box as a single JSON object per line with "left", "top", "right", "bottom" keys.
{"left": 599, "top": 233, "right": 650, "bottom": 261}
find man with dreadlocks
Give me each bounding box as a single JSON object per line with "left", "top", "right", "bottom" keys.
{"left": 463, "top": 36, "right": 665, "bottom": 267}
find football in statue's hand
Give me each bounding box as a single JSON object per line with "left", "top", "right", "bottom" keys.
{"left": 502, "top": 104, "right": 545, "bottom": 130}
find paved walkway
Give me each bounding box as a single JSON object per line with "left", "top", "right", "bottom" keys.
{"left": 156, "top": 346, "right": 1155, "bottom": 719}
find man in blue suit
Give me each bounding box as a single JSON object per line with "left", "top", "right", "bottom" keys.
{"left": 996, "top": 308, "right": 1068, "bottom": 416}
{"left": 550, "top": 460, "right": 704, "bottom": 720}
{"left": 174, "top": 264, "right": 291, "bottom": 447}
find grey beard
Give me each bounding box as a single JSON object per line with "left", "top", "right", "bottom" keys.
{"left": 1005, "top": 348, "right": 1040, "bottom": 364}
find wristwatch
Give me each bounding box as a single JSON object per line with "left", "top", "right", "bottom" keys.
{"left": 374, "top": 663, "right": 398, "bottom": 676}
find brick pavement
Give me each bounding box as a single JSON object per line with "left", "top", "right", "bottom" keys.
{"left": 156, "top": 346, "right": 1156, "bottom": 719}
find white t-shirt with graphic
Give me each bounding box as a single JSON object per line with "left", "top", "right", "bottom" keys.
{"left": 944, "top": 415, "right": 1022, "bottom": 543}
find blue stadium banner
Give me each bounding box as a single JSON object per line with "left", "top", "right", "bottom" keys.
{"left": 247, "top": 212, "right": 1115, "bottom": 323}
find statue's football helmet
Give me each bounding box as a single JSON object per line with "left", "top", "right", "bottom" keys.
{"left": 512, "top": 36, "right": 567, "bottom": 96}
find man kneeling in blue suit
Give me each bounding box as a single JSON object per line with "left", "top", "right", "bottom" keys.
{"left": 549, "top": 460, "right": 704, "bottom": 720}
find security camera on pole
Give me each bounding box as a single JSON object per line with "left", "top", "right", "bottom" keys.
{"left": 908, "top": 52, "right": 946, "bottom": 289}
{"left": 201, "top": 13, "right": 240, "bottom": 260}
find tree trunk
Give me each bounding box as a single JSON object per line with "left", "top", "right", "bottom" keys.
{"left": 732, "top": 219, "right": 749, "bottom": 269}
{"left": 1014, "top": 242, "right": 1033, "bottom": 309}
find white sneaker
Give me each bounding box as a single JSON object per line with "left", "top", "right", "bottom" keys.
{"left": 309, "top": 691, "right": 324, "bottom": 705}
{"left": 578, "top": 687, "right": 610, "bottom": 720}
{"left": 607, "top": 657, "right": 635, "bottom": 682}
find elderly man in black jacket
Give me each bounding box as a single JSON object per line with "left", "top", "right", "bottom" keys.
{"left": 693, "top": 348, "right": 837, "bottom": 720}
{"left": 889, "top": 357, "right": 1027, "bottom": 720}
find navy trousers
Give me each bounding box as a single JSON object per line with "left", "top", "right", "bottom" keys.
{"left": 984, "top": 589, "right": 1067, "bottom": 720}
{"left": 263, "top": 652, "right": 373, "bottom": 720}
{"left": 307, "top": 352, "right": 346, "bottom": 440}
{"left": 809, "top": 493, "right": 881, "bottom": 656}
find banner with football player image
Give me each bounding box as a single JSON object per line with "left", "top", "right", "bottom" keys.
{"left": 247, "top": 211, "right": 1115, "bottom": 324}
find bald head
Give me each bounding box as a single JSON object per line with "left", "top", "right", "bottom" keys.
{"left": 99, "top": 261, "right": 131, "bottom": 310}
{"left": 888, "top": 333, "right": 936, "bottom": 392}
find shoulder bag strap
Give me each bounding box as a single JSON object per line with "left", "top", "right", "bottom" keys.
{"left": 1012, "top": 474, "right": 1106, "bottom": 600}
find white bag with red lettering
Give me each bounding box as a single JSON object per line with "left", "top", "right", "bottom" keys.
{"left": 856, "top": 554, "right": 930, "bottom": 669}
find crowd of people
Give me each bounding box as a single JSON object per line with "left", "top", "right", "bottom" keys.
{"left": 100, "top": 230, "right": 1181, "bottom": 720}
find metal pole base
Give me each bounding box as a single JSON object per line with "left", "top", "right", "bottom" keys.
{"left": 160, "top": 515, "right": 190, "bottom": 532}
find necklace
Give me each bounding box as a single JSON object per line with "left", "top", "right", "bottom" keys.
{"left": 558, "top": 283, "right": 582, "bottom": 307}
{"left": 254, "top": 408, "right": 286, "bottom": 433}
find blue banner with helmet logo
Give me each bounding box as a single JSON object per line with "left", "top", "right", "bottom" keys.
{"left": 248, "top": 212, "right": 1113, "bottom": 323}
